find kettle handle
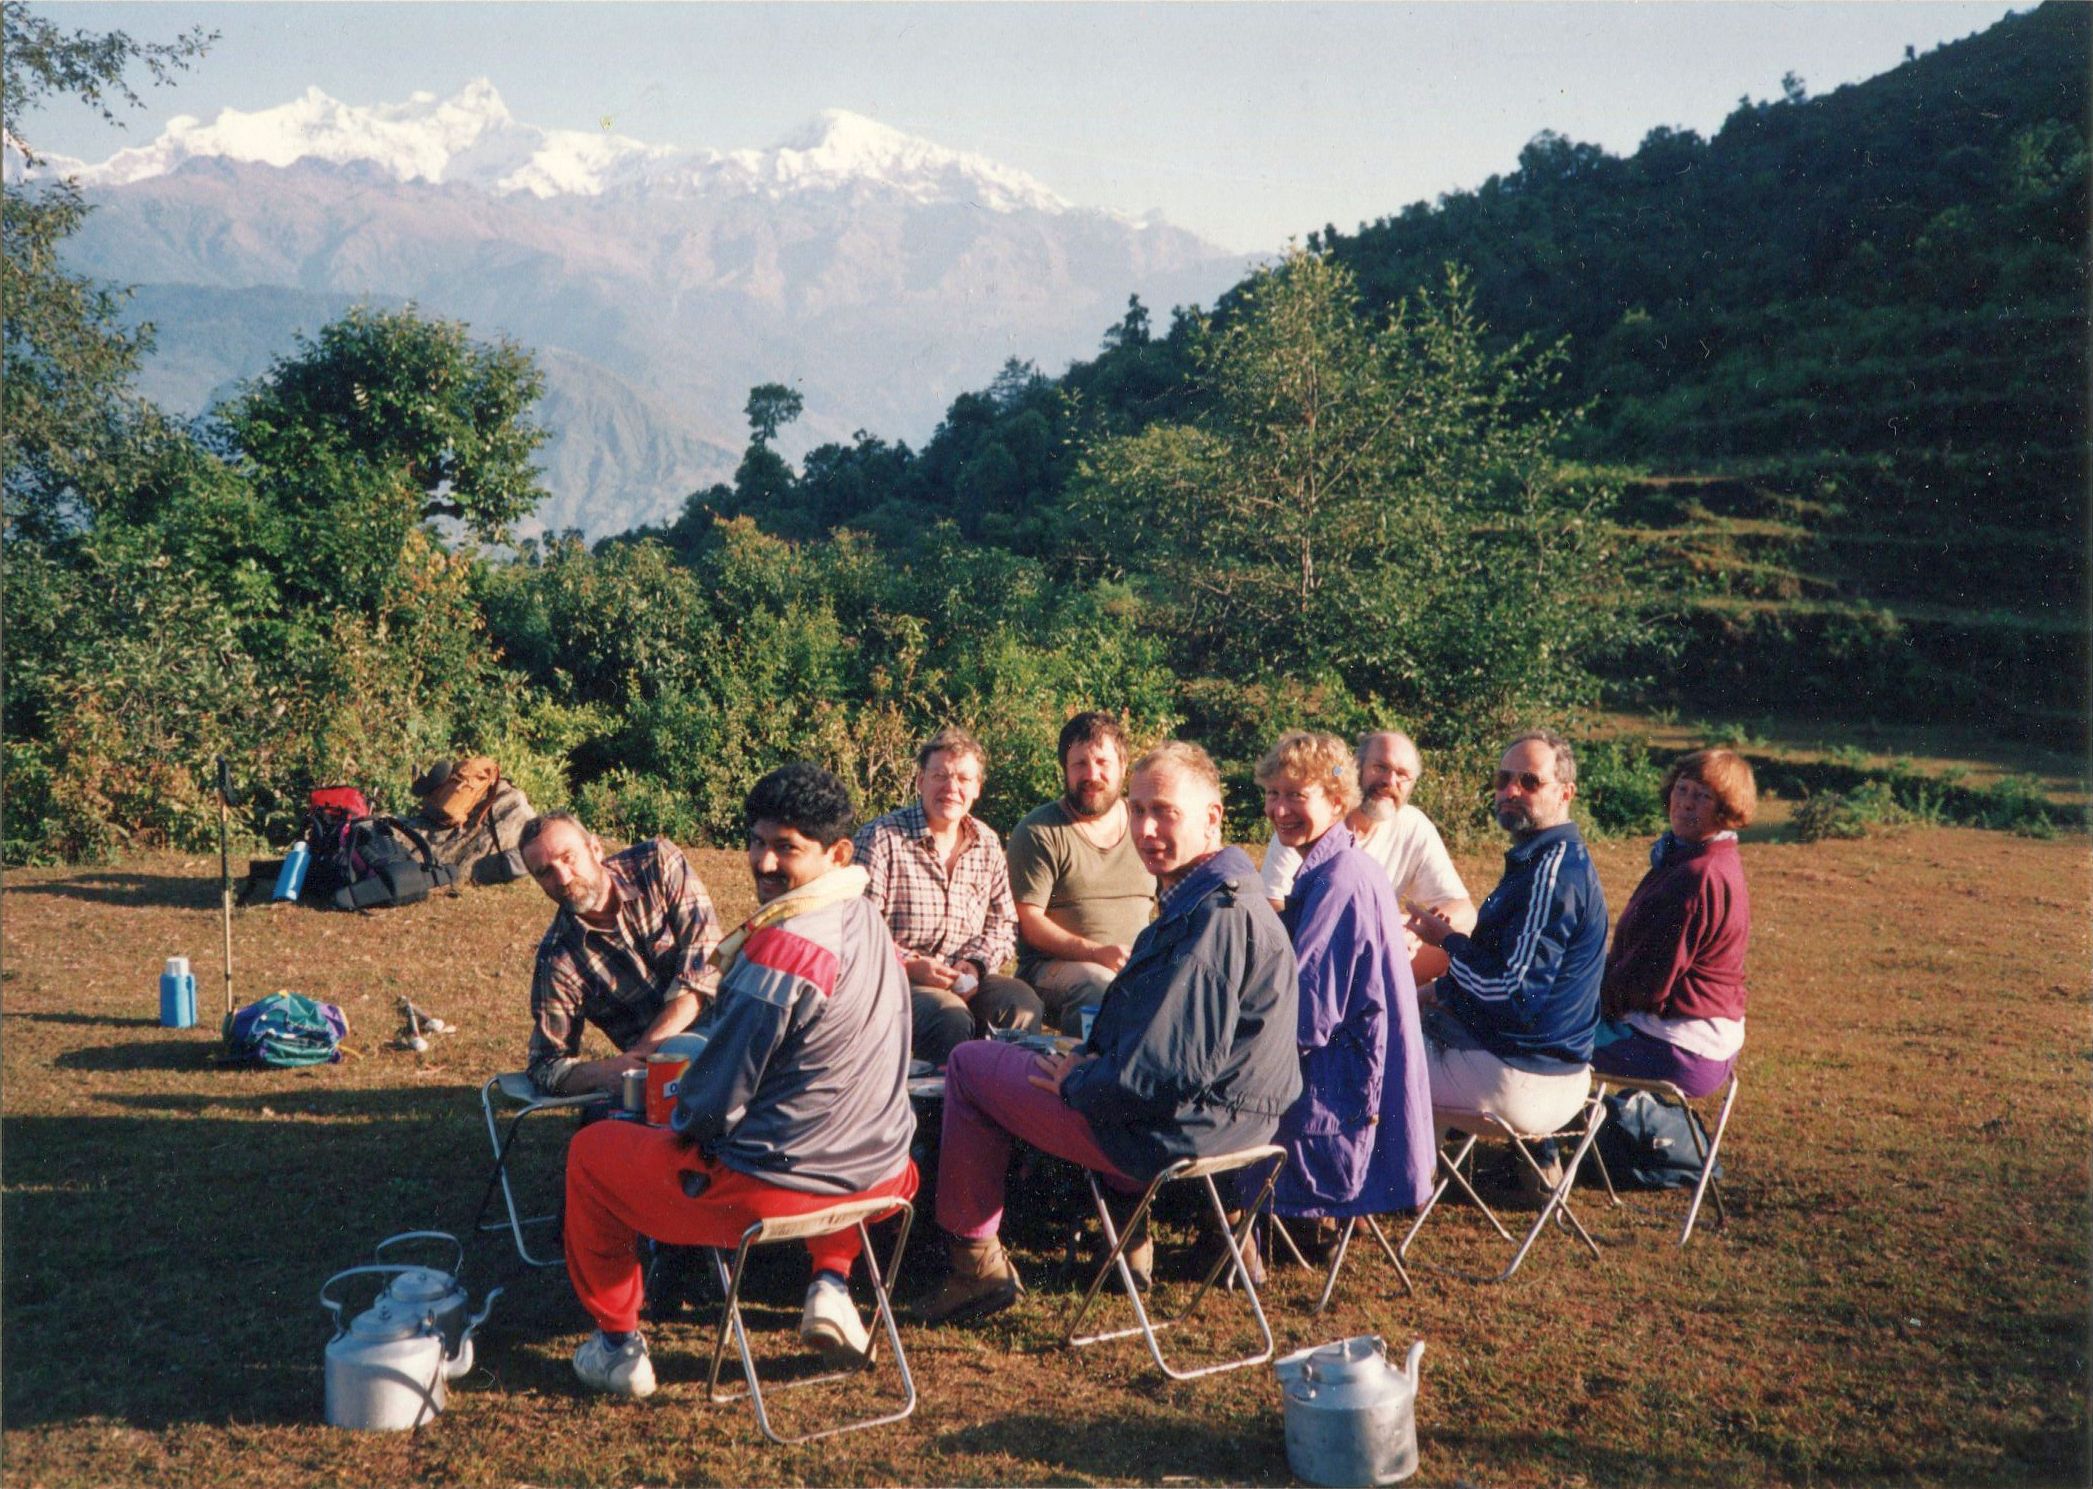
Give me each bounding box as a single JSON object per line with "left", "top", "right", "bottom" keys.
{"left": 373, "top": 1230, "right": 466, "bottom": 1277}
{"left": 319, "top": 1264, "right": 432, "bottom": 1338}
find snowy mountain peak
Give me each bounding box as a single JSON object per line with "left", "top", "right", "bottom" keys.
{"left": 35, "top": 84, "right": 1073, "bottom": 214}
{"left": 749, "top": 107, "right": 1071, "bottom": 215}
{"left": 738, "top": 107, "right": 1069, "bottom": 213}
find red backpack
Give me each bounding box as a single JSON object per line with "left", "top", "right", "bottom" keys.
{"left": 303, "top": 786, "right": 370, "bottom": 863}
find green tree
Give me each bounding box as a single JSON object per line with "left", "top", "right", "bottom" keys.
{"left": 1075, "top": 248, "right": 1648, "bottom": 764}
{"left": 1, "top": 3, "right": 214, "bottom": 535}
{"left": 744, "top": 382, "right": 804, "bottom": 446}
{"left": 218, "top": 306, "right": 549, "bottom": 543}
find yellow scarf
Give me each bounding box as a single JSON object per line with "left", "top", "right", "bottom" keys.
{"left": 709, "top": 864, "right": 871, "bottom": 974}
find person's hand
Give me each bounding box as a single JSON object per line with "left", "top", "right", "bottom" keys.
{"left": 906, "top": 956, "right": 961, "bottom": 990}
{"left": 1028, "top": 1048, "right": 1093, "bottom": 1096}
{"left": 1405, "top": 901, "right": 1455, "bottom": 949}
{"left": 1089, "top": 943, "right": 1131, "bottom": 973}
{"left": 1400, "top": 923, "right": 1424, "bottom": 958}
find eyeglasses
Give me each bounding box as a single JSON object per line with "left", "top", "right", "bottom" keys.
{"left": 1493, "top": 770, "right": 1559, "bottom": 793}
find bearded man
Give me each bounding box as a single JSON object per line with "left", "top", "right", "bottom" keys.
{"left": 519, "top": 813, "right": 721, "bottom": 1095}
{"left": 1005, "top": 712, "right": 1158, "bottom": 1034}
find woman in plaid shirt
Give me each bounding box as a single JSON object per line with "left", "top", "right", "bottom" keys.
{"left": 853, "top": 727, "right": 1046, "bottom": 1066}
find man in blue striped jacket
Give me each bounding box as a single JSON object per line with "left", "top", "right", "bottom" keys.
{"left": 1407, "top": 730, "right": 1607, "bottom": 1148}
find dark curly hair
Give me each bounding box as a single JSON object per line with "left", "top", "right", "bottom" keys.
{"left": 1058, "top": 710, "right": 1129, "bottom": 766}
{"left": 743, "top": 762, "right": 857, "bottom": 846}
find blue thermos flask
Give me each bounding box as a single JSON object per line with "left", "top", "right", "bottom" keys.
{"left": 273, "top": 840, "right": 311, "bottom": 902}
{"left": 159, "top": 956, "right": 197, "bottom": 1029}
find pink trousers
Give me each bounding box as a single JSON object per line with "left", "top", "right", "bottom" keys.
{"left": 937, "top": 1038, "right": 1137, "bottom": 1240}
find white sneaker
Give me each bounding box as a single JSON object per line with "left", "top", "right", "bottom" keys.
{"left": 799, "top": 1276, "right": 871, "bottom": 1365}
{"left": 572, "top": 1331, "right": 657, "bottom": 1398}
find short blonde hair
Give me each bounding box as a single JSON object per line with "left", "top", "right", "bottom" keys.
{"left": 1131, "top": 740, "right": 1224, "bottom": 807}
{"left": 1664, "top": 748, "right": 1757, "bottom": 829}
{"left": 916, "top": 726, "right": 987, "bottom": 774}
{"left": 1253, "top": 730, "right": 1361, "bottom": 812}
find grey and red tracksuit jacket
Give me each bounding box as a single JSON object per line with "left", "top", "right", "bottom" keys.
{"left": 669, "top": 895, "right": 915, "bottom": 1195}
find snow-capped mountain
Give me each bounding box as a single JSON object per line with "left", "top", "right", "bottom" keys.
{"left": 45, "top": 83, "right": 1243, "bottom": 536}
{"left": 41, "top": 82, "right": 1076, "bottom": 215}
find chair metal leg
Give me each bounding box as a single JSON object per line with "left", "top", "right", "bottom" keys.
{"left": 1679, "top": 1072, "right": 1739, "bottom": 1245}
{"left": 1592, "top": 1072, "right": 1739, "bottom": 1247}
{"left": 1362, "top": 1216, "right": 1416, "bottom": 1297}
{"left": 1419, "top": 1136, "right": 1518, "bottom": 1245}
{"left": 474, "top": 1080, "right": 571, "bottom": 1269}
{"left": 1490, "top": 1109, "right": 1605, "bottom": 1281}
{"left": 1267, "top": 1214, "right": 1313, "bottom": 1271}
{"left": 1586, "top": 1087, "right": 1625, "bottom": 1210}
{"left": 704, "top": 1207, "right": 917, "bottom": 1446}
{"left": 1308, "top": 1214, "right": 1415, "bottom": 1313}
{"left": 1064, "top": 1150, "right": 1284, "bottom": 1381}
{"left": 1398, "top": 1138, "right": 1468, "bottom": 1261}
{"left": 1402, "top": 1099, "right": 1609, "bottom": 1284}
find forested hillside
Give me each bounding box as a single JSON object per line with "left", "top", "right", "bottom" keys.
{"left": 1310, "top": 1, "right": 2088, "bottom": 732}
{"left": 671, "top": 3, "right": 2086, "bottom": 733}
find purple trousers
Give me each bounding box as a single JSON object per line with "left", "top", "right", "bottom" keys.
{"left": 937, "top": 1039, "right": 1137, "bottom": 1239}
{"left": 1592, "top": 1025, "right": 1735, "bottom": 1100}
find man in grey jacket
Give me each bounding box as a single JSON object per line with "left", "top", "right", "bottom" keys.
{"left": 916, "top": 741, "right": 1301, "bottom": 1325}
{"left": 561, "top": 763, "right": 917, "bottom": 1399}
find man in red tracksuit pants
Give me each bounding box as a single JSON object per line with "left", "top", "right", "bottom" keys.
{"left": 563, "top": 763, "right": 918, "bottom": 1398}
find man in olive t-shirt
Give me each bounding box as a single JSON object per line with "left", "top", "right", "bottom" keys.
{"left": 1005, "top": 713, "right": 1157, "bottom": 1032}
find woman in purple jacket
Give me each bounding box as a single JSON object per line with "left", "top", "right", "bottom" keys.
{"left": 1595, "top": 748, "right": 1756, "bottom": 1098}
{"left": 1257, "top": 731, "right": 1435, "bottom": 1225}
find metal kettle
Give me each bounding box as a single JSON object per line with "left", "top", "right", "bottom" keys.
{"left": 319, "top": 1262, "right": 497, "bottom": 1431}
{"left": 1275, "top": 1335, "right": 1427, "bottom": 1486}
{"left": 372, "top": 1231, "right": 501, "bottom": 1380}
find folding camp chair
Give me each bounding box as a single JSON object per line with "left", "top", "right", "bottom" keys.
{"left": 470, "top": 1072, "right": 607, "bottom": 1268}
{"left": 1590, "top": 1067, "right": 1740, "bottom": 1245}
{"left": 1396, "top": 1087, "right": 1609, "bottom": 1283}
{"left": 1063, "top": 1144, "right": 1286, "bottom": 1381}
{"left": 703, "top": 1196, "right": 917, "bottom": 1446}
{"left": 1269, "top": 1212, "right": 1415, "bottom": 1312}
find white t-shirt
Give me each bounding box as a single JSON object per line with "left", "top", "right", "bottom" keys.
{"left": 1260, "top": 804, "right": 1469, "bottom": 909}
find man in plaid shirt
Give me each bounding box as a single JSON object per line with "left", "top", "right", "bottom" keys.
{"left": 855, "top": 728, "right": 1044, "bottom": 1066}
{"left": 521, "top": 812, "right": 723, "bottom": 1094}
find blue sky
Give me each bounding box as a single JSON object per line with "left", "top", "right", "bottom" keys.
{"left": 27, "top": 2, "right": 2024, "bottom": 252}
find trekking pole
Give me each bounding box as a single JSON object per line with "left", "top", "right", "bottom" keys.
{"left": 215, "top": 757, "right": 241, "bottom": 1019}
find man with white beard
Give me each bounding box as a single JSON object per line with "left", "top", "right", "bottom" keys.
{"left": 1260, "top": 730, "right": 1476, "bottom": 982}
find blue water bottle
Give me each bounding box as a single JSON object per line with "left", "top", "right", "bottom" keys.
{"left": 273, "top": 840, "right": 311, "bottom": 902}
{"left": 159, "top": 956, "right": 197, "bottom": 1029}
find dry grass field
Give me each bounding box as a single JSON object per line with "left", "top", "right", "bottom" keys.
{"left": 3, "top": 825, "right": 2087, "bottom": 1487}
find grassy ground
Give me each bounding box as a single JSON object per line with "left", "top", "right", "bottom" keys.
{"left": 3, "top": 824, "right": 2087, "bottom": 1487}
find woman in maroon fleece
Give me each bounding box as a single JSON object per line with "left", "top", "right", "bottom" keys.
{"left": 1594, "top": 749, "right": 1755, "bottom": 1098}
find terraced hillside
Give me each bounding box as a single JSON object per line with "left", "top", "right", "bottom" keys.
{"left": 1621, "top": 472, "right": 2084, "bottom": 744}
{"left": 1314, "top": 1, "right": 2089, "bottom": 735}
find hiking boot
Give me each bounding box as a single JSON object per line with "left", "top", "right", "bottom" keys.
{"left": 799, "top": 1275, "right": 871, "bottom": 1366}
{"left": 1098, "top": 1189, "right": 1154, "bottom": 1291}
{"left": 911, "top": 1235, "right": 1025, "bottom": 1325}
{"left": 572, "top": 1331, "right": 656, "bottom": 1399}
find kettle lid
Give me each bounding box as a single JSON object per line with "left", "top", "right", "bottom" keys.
{"left": 347, "top": 1300, "right": 430, "bottom": 1343}
{"left": 385, "top": 1266, "right": 456, "bottom": 1304}
{"left": 1302, "top": 1334, "right": 1387, "bottom": 1384}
